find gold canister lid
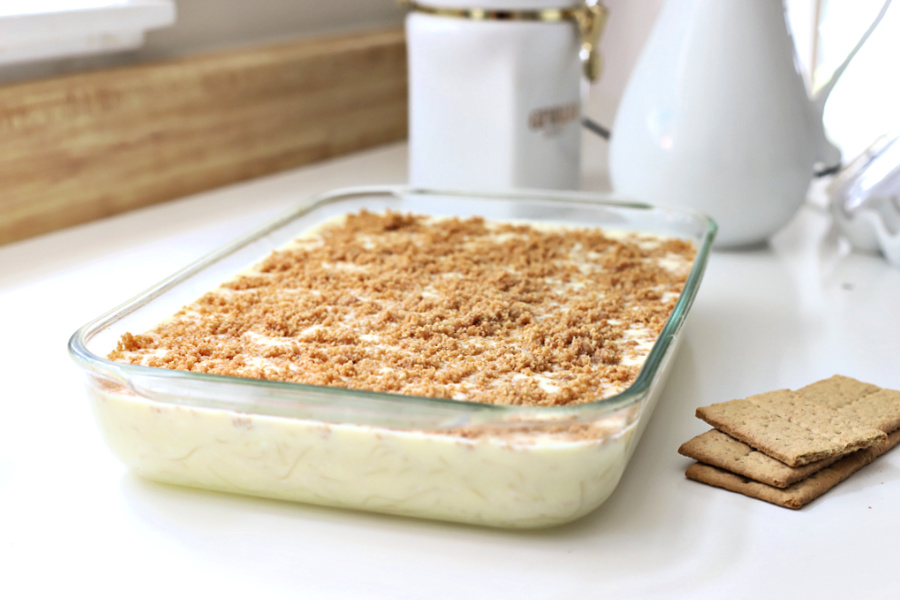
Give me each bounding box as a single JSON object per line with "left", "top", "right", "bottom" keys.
{"left": 401, "top": 1, "right": 608, "bottom": 82}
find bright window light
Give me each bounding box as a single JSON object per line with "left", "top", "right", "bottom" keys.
{"left": 816, "top": 0, "right": 899, "bottom": 160}
{"left": 0, "top": 0, "right": 175, "bottom": 65}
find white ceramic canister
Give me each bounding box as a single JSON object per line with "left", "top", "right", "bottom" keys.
{"left": 406, "top": 1, "right": 601, "bottom": 192}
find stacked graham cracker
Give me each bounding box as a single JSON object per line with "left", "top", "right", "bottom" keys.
{"left": 679, "top": 375, "right": 900, "bottom": 509}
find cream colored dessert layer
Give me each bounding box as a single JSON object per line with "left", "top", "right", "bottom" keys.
{"left": 90, "top": 385, "right": 641, "bottom": 528}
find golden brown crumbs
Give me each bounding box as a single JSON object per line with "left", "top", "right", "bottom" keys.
{"left": 109, "top": 210, "right": 696, "bottom": 406}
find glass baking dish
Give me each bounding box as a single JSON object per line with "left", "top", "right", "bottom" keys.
{"left": 68, "top": 186, "right": 716, "bottom": 528}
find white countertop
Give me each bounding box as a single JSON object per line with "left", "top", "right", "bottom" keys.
{"left": 2, "top": 140, "right": 899, "bottom": 600}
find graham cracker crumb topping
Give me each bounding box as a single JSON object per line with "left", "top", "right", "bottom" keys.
{"left": 109, "top": 211, "right": 696, "bottom": 406}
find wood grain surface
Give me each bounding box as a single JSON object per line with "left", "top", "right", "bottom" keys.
{"left": 0, "top": 28, "right": 407, "bottom": 246}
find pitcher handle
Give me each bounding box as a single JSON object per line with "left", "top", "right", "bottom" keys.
{"left": 813, "top": 0, "right": 892, "bottom": 112}
{"left": 811, "top": 0, "right": 892, "bottom": 173}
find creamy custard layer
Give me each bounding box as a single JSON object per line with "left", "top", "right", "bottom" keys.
{"left": 91, "top": 387, "right": 638, "bottom": 528}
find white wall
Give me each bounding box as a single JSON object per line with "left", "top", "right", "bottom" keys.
{"left": 5, "top": 0, "right": 842, "bottom": 151}
{"left": 0, "top": 0, "right": 819, "bottom": 100}
{"left": 136, "top": 0, "right": 404, "bottom": 59}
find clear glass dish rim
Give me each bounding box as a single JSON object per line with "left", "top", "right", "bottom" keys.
{"left": 68, "top": 185, "right": 717, "bottom": 424}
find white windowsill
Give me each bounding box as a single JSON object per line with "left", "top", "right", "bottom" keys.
{"left": 0, "top": 0, "right": 175, "bottom": 65}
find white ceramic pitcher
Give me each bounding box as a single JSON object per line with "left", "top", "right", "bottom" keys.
{"left": 609, "top": 0, "right": 891, "bottom": 247}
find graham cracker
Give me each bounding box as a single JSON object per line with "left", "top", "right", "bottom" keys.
{"left": 695, "top": 383, "right": 887, "bottom": 466}
{"left": 678, "top": 429, "right": 845, "bottom": 488}
{"left": 795, "top": 375, "right": 880, "bottom": 409}
{"left": 833, "top": 389, "right": 900, "bottom": 434}
{"left": 684, "top": 428, "right": 900, "bottom": 509}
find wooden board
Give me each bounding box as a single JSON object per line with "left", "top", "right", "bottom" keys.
{"left": 0, "top": 28, "right": 407, "bottom": 246}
